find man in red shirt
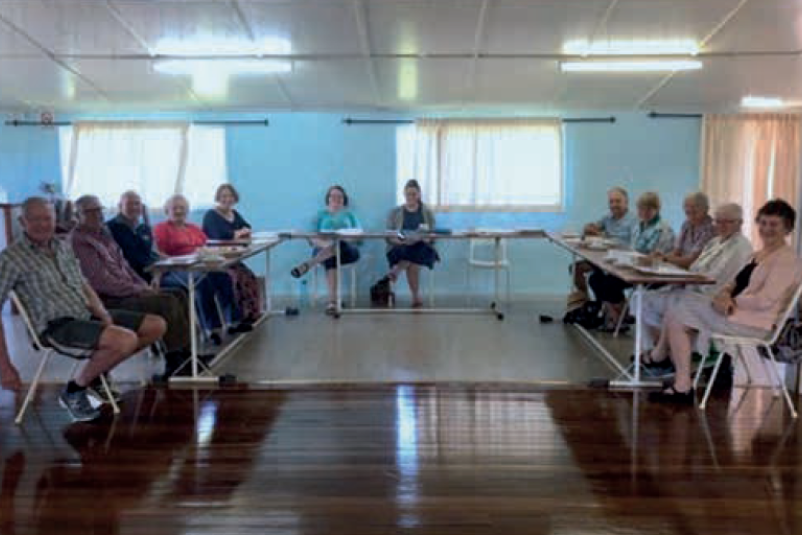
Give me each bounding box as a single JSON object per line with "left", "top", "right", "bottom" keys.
{"left": 70, "top": 195, "right": 192, "bottom": 377}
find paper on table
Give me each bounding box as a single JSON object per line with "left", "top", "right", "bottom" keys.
{"left": 336, "top": 228, "right": 364, "bottom": 235}
{"left": 633, "top": 264, "right": 693, "bottom": 277}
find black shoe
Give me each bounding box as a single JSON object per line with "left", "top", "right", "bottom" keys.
{"left": 86, "top": 373, "right": 122, "bottom": 404}
{"left": 228, "top": 322, "right": 253, "bottom": 335}
{"left": 209, "top": 332, "right": 223, "bottom": 345}
{"left": 648, "top": 386, "right": 695, "bottom": 405}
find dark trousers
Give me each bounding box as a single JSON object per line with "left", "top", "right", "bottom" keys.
{"left": 103, "top": 288, "right": 189, "bottom": 353}
{"left": 588, "top": 270, "right": 631, "bottom": 305}
{"left": 161, "top": 272, "right": 240, "bottom": 330}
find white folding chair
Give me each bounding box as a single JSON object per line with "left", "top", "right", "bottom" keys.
{"left": 467, "top": 238, "right": 511, "bottom": 305}
{"left": 312, "top": 263, "right": 358, "bottom": 308}
{"left": 697, "top": 282, "right": 802, "bottom": 417}
{"left": 11, "top": 291, "right": 120, "bottom": 425}
{"left": 390, "top": 266, "right": 436, "bottom": 307}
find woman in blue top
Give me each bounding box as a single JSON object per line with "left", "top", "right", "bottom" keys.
{"left": 291, "top": 185, "right": 361, "bottom": 314}
{"left": 202, "top": 183, "right": 262, "bottom": 325}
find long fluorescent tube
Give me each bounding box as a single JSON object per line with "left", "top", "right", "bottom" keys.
{"left": 154, "top": 37, "right": 291, "bottom": 57}
{"left": 563, "top": 39, "right": 700, "bottom": 56}
{"left": 741, "top": 96, "right": 786, "bottom": 109}
{"left": 560, "top": 59, "right": 703, "bottom": 73}
{"left": 154, "top": 59, "right": 292, "bottom": 75}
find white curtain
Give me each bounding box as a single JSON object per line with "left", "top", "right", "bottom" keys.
{"left": 701, "top": 114, "right": 801, "bottom": 244}
{"left": 60, "top": 121, "right": 227, "bottom": 209}
{"left": 397, "top": 118, "right": 563, "bottom": 210}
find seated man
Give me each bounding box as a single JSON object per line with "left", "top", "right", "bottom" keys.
{"left": 70, "top": 195, "right": 191, "bottom": 376}
{"left": 653, "top": 191, "right": 715, "bottom": 269}
{"left": 0, "top": 197, "right": 166, "bottom": 422}
{"left": 568, "top": 186, "right": 637, "bottom": 308}
{"left": 106, "top": 190, "right": 160, "bottom": 282}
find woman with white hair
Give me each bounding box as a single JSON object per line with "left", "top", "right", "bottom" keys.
{"left": 154, "top": 194, "right": 248, "bottom": 344}
{"left": 640, "top": 203, "right": 753, "bottom": 365}
{"left": 654, "top": 191, "right": 714, "bottom": 268}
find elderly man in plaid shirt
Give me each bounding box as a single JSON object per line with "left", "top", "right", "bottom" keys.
{"left": 0, "top": 197, "right": 166, "bottom": 422}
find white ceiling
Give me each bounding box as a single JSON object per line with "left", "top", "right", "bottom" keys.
{"left": 0, "top": 0, "right": 800, "bottom": 113}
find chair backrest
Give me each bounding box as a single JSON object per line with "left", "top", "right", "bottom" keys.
{"left": 10, "top": 291, "right": 46, "bottom": 351}
{"left": 769, "top": 280, "right": 802, "bottom": 344}
{"left": 469, "top": 238, "right": 509, "bottom": 264}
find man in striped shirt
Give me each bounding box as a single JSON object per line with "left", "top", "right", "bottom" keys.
{"left": 0, "top": 197, "right": 166, "bottom": 422}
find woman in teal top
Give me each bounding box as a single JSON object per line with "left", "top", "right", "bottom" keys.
{"left": 291, "top": 185, "right": 361, "bottom": 314}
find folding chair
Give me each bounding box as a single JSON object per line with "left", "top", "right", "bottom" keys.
{"left": 11, "top": 291, "right": 120, "bottom": 425}
{"left": 467, "top": 238, "right": 511, "bottom": 306}
{"left": 697, "top": 282, "right": 802, "bottom": 417}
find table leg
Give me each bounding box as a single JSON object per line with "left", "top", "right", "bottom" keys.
{"left": 335, "top": 238, "right": 342, "bottom": 317}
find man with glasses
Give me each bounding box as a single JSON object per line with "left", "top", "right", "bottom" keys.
{"left": 0, "top": 197, "right": 166, "bottom": 421}
{"left": 70, "top": 195, "right": 192, "bottom": 378}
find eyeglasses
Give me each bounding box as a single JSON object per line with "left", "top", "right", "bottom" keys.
{"left": 81, "top": 207, "right": 104, "bottom": 214}
{"left": 714, "top": 218, "right": 739, "bottom": 224}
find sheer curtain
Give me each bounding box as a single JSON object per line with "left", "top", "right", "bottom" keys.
{"left": 60, "top": 121, "right": 227, "bottom": 209}
{"left": 701, "top": 114, "right": 801, "bottom": 243}
{"left": 397, "top": 118, "right": 563, "bottom": 210}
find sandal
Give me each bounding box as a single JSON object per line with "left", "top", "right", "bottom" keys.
{"left": 325, "top": 302, "right": 337, "bottom": 316}
{"left": 411, "top": 300, "right": 424, "bottom": 309}
{"left": 648, "top": 385, "right": 695, "bottom": 405}
{"left": 291, "top": 262, "right": 311, "bottom": 278}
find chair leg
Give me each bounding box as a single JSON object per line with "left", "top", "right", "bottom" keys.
{"left": 757, "top": 347, "right": 781, "bottom": 398}
{"left": 764, "top": 346, "right": 798, "bottom": 418}
{"left": 693, "top": 348, "right": 712, "bottom": 391}
{"left": 699, "top": 350, "right": 726, "bottom": 410}
{"left": 428, "top": 268, "right": 435, "bottom": 308}
{"left": 350, "top": 267, "right": 357, "bottom": 309}
{"left": 15, "top": 351, "right": 52, "bottom": 425}
{"left": 505, "top": 268, "right": 511, "bottom": 308}
{"left": 613, "top": 300, "right": 629, "bottom": 338}
{"left": 99, "top": 373, "right": 120, "bottom": 415}
{"left": 312, "top": 266, "right": 319, "bottom": 307}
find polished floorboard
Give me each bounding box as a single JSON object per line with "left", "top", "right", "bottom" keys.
{"left": 3, "top": 301, "right": 622, "bottom": 385}
{"left": 1, "top": 385, "right": 800, "bottom": 535}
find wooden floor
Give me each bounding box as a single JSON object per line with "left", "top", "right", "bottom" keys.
{"left": 1, "top": 384, "right": 800, "bottom": 535}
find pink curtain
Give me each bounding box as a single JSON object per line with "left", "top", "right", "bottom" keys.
{"left": 701, "top": 114, "right": 800, "bottom": 244}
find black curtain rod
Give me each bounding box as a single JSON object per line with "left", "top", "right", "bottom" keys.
{"left": 343, "top": 116, "right": 616, "bottom": 125}
{"left": 648, "top": 112, "right": 703, "bottom": 119}
{"left": 4, "top": 119, "right": 270, "bottom": 127}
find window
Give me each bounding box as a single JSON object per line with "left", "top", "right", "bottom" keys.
{"left": 59, "top": 121, "right": 227, "bottom": 209}
{"left": 396, "top": 118, "right": 563, "bottom": 211}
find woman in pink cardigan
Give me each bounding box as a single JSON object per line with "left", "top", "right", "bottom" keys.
{"left": 648, "top": 199, "right": 802, "bottom": 404}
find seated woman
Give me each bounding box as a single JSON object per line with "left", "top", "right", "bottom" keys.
{"left": 375, "top": 179, "right": 438, "bottom": 308}
{"left": 290, "top": 185, "right": 361, "bottom": 315}
{"left": 649, "top": 199, "right": 802, "bottom": 404}
{"left": 640, "top": 203, "right": 753, "bottom": 356}
{"left": 653, "top": 191, "right": 715, "bottom": 269}
{"left": 154, "top": 194, "right": 248, "bottom": 344}
{"left": 588, "top": 191, "right": 676, "bottom": 330}
{"left": 202, "top": 183, "right": 262, "bottom": 325}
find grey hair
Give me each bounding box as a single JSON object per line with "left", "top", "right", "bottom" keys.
{"left": 715, "top": 202, "right": 743, "bottom": 221}
{"left": 608, "top": 187, "right": 629, "bottom": 201}
{"left": 74, "top": 194, "right": 101, "bottom": 212}
{"left": 20, "top": 196, "right": 53, "bottom": 218}
{"left": 685, "top": 191, "right": 710, "bottom": 211}
{"left": 164, "top": 194, "right": 189, "bottom": 213}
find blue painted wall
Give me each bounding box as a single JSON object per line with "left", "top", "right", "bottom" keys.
{"left": 0, "top": 111, "right": 701, "bottom": 299}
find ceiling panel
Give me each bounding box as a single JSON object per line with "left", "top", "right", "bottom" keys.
{"left": 241, "top": 0, "right": 361, "bottom": 55}
{"left": 647, "top": 56, "right": 802, "bottom": 111}
{"left": 367, "top": 0, "right": 484, "bottom": 54}
{"left": 707, "top": 0, "right": 802, "bottom": 53}
{"left": 64, "top": 58, "right": 203, "bottom": 108}
{"left": 556, "top": 71, "right": 665, "bottom": 109}
{"left": 604, "top": 0, "right": 739, "bottom": 47}
{"left": 483, "top": 0, "right": 610, "bottom": 54}
{"left": 277, "top": 60, "right": 376, "bottom": 108}
{"left": 0, "top": 0, "right": 147, "bottom": 55}
{"left": 0, "top": 57, "right": 104, "bottom": 110}
{"left": 473, "top": 59, "right": 562, "bottom": 106}
{"left": 114, "top": 0, "right": 247, "bottom": 54}
{"left": 0, "top": 14, "right": 47, "bottom": 58}
{"left": 377, "top": 59, "right": 471, "bottom": 108}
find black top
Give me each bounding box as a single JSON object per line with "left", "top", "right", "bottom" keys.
{"left": 202, "top": 209, "right": 251, "bottom": 240}
{"left": 731, "top": 260, "right": 758, "bottom": 298}
{"left": 401, "top": 205, "right": 424, "bottom": 231}
{"left": 106, "top": 214, "right": 159, "bottom": 282}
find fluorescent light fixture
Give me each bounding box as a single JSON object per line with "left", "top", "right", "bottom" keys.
{"left": 154, "top": 59, "right": 292, "bottom": 75}
{"left": 398, "top": 62, "right": 418, "bottom": 101}
{"left": 560, "top": 59, "right": 703, "bottom": 73}
{"left": 563, "top": 39, "right": 699, "bottom": 56}
{"left": 154, "top": 36, "right": 291, "bottom": 57}
{"left": 741, "top": 95, "right": 786, "bottom": 109}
